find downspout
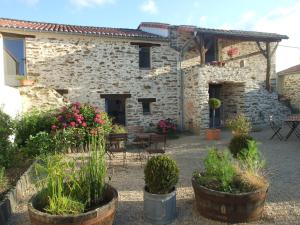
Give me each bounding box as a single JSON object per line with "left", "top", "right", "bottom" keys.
{"left": 179, "top": 31, "right": 198, "bottom": 131}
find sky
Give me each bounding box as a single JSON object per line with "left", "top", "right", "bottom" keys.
{"left": 1, "top": 0, "right": 300, "bottom": 71}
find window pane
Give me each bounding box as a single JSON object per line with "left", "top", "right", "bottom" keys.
{"left": 3, "top": 38, "right": 25, "bottom": 75}
{"left": 142, "top": 102, "right": 151, "bottom": 114}
{"left": 139, "top": 47, "right": 150, "bottom": 68}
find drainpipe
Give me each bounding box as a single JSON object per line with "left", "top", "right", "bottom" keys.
{"left": 179, "top": 31, "right": 198, "bottom": 131}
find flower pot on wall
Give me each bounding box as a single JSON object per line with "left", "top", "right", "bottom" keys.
{"left": 28, "top": 184, "right": 118, "bottom": 225}
{"left": 191, "top": 178, "right": 268, "bottom": 223}
{"left": 205, "top": 128, "right": 221, "bottom": 140}
{"left": 144, "top": 187, "right": 176, "bottom": 225}
{"left": 19, "top": 79, "right": 35, "bottom": 86}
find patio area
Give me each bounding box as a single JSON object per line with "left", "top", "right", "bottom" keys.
{"left": 8, "top": 128, "right": 300, "bottom": 225}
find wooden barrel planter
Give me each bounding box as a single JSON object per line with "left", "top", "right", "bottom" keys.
{"left": 191, "top": 178, "right": 268, "bottom": 223}
{"left": 28, "top": 184, "right": 118, "bottom": 225}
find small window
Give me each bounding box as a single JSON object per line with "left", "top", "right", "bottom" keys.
{"left": 3, "top": 38, "right": 26, "bottom": 75}
{"left": 139, "top": 46, "right": 151, "bottom": 69}
{"left": 138, "top": 98, "right": 156, "bottom": 115}
{"left": 142, "top": 102, "right": 151, "bottom": 115}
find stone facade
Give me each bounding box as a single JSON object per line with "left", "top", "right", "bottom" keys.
{"left": 0, "top": 24, "right": 290, "bottom": 132}
{"left": 277, "top": 73, "right": 300, "bottom": 111}
{"left": 24, "top": 33, "right": 179, "bottom": 127}
{"left": 183, "top": 65, "right": 290, "bottom": 132}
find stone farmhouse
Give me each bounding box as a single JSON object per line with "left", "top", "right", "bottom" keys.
{"left": 277, "top": 64, "right": 300, "bottom": 113}
{"left": 0, "top": 18, "right": 291, "bottom": 133}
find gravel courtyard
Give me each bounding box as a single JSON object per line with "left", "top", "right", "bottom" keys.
{"left": 8, "top": 128, "right": 300, "bottom": 225}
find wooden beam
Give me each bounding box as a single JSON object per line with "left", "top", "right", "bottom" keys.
{"left": 130, "top": 42, "right": 161, "bottom": 47}
{"left": 266, "top": 42, "right": 271, "bottom": 92}
{"left": 100, "top": 94, "right": 131, "bottom": 99}
{"left": 256, "top": 41, "right": 267, "bottom": 58}
{"left": 0, "top": 32, "right": 35, "bottom": 38}
{"left": 138, "top": 98, "right": 156, "bottom": 103}
{"left": 194, "top": 34, "right": 206, "bottom": 66}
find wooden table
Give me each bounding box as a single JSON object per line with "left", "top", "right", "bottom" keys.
{"left": 284, "top": 114, "right": 300, "bottom": 140}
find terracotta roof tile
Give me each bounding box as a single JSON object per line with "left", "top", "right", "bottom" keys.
{"left": 278, "top": 64, "right": 300, "bottom": 75}
{"left": 0, "top": 18, "right": 166, "bottom": 40}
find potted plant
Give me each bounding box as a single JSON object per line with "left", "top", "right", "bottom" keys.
{"left": 157, "top": 119, "right": 179, "bottom": 139}
{"left": 206, "top": 98, "right": 221, "bottom": 140}
{"left": 27, "top": 134, "right": 118, "bottom": 225}
{"left": 192, "top": 141, "right": 268, "bottom": 223}
{"left": 16, "top": 75, "right": 35, "bottom": 86}
{"left": 144, "top": 155, "right": 179, "bottom": 225}
{"left": 226, "top": 114, "right": 252, "bottom": 137}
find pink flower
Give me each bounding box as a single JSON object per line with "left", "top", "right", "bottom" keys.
{"left": 51, "top": 125, "right": 57, "bottom": 130}
{"left": 62, "top": 123, "right": 67, "bottom": 129}
{"left": 66, "top": 113, "right": 72, "bottom": 118}
{"left": 61, "top": 106, "right": 68, "bottom": 112}
{"left": 96, "top": 114, "right": 101, "bottom": 118}
{"left": 82, "top": 122, "right": 87, "bottom": 127}
{"left": 70, "top": 122, "right": 76, "bottom": 127}
{"left": 98, "top": 119, "right": 104, "bottom": 124}
{"left": 77, "top": 119, "right": 82, "bottom": 124}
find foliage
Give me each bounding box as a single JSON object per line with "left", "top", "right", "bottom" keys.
{"left": 208, "top": 98, "right": 221, "bottom": 110}
{"left": 144, "top": 155, "right": 179, "bottom": 194}
{"left": 0, "top": 167, "right": 6, "bottom": 188}
{"left": 111, "top": 124, "right": 127, "bottom": 134}
{"left": 25, "top": 132, "right": 56, "bottom": 156}
{"left": 226, "top": 114, "right": 252, "bottom": 136}
{"left": 197, "top": 148, "right": 236, "bottom": 192}
{"left": 34, "top": 133, "right": 107, "bottom": 215}
{"left": 238, "top": 140, "right": 266, "bottom": 174}
{"left": 77, "top": 134, "right": 107, "bottom": 207}
{"left": 0, "top": 108, "right": 15, "bottom": 167}
{"left": 14, "top": 109, "right": 55, "bottom": 147}
{"left": 229, "top": 135, "right": 254, "bottom": 158}
{"left": 157, "top": 118, "right": 177, "bottom": 136}
{"left": 35, "top": 154, "right": 84, "bottom": 215}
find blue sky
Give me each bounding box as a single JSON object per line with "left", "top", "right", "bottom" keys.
{"left": 1, "top": 0, "right": 300, "bottom": 70}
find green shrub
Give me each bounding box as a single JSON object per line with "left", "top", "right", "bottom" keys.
{"left": 226, "top": 114, "right": 252, "bottom": 136}
{"left": 25, "top": 132, "right": 56, "bottom": 156}
{"left": 0, "top": 167, "right": 6, "bottom": 188}
{"left": 144, "top": 155, "right": 179, "bottom": 194}
{"left": 111, "top": 124, "right": 127, "bottom": 134}
{"left": 15, "top": 110, "right": 55, "bottom": 147}
{"left": 0, "top": 108, "right": 14, "bottom": 167}
{"left": 229, "top": 135, "right": 254, "bottom": 158}
{"left": 238, "top": 140, "right": 266, "bottom": 174}
{"left": 194, "top": 148, "right": 236, "bottom": 192}
{"left": 208, "top": 98, "right": 221, "bottom": 110}
{"left": 34, "top": 133, "right": 107, "bottom": 215}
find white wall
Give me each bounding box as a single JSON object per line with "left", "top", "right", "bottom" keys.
{"left": 0, "top": 34, "right": 22, "bottom": 118}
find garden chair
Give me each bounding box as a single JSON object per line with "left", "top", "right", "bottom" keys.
{"left": 269, "top": 115, "right": 283, "bottom": 140}
{"left": 146, "top": 134, "right": 166, "bottom": 159}
{"left": 107, "top": 133, "right": 128, "bottom": 166}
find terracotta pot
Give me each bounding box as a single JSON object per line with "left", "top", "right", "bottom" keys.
{"left": 205, "top": 128, "right": 221, "bottom": 140}
{"left": 19, "top": 79, "right": 35, "bottom": 86}
{"left": 191, "top": 178, "right": 268, "bottom": 223}
{"left": 28, "top": 184, "right": 118, "bottom": 225}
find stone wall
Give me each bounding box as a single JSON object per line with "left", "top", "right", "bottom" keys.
{"left": 278, "top": 73, "right": 300, "bottom": 111}
{"left": 183, "top": 65, "right": 290, "bottom": 132}
{"left": 19, "top": 85, "right": 67, "bottom": 113}
{"left": 24, "top": 33, "right": 180, "bottom": 127}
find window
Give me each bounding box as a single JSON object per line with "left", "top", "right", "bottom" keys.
{"left": 139, "top": 46, "right": 151, "bottom": 69}
{"left": 142, "top": 102, "right": 151, "bottom": 114}
{"left": 138, "top": 98, "right": 156, "bottom": 115}
{"left": 3, "top": 38, "right": 26, "bottom": 75}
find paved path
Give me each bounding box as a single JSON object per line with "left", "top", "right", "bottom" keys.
{"left": 8, "top": 128, "right": 300, "bottom": 225}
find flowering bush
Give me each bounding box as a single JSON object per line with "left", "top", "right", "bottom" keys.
{"left": 157, "top": 119, "right": 177, "bottom": 135}
{"left": 227, "top": 47, "right": 239, "bottom": 57}
{"left": 52, "top": 102, "right": 112, "bottom": 135}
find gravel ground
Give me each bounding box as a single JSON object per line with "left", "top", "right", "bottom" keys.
{"left": 8, "top": 128, "right": 300, "bottom": 225}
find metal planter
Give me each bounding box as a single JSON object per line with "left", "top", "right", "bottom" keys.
{"left": 143, "top": 187, "right": 176, "bottom": 225}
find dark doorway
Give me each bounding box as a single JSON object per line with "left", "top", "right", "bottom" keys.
{"left": 101, "top": 94, "right": 130, "bottom": 125}
{"left": 209, "top": 84, "right": 222, "bottom": 128}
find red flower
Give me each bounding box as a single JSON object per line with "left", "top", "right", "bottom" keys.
{"left": 82, "top": 122, "right": 87, "bottom": 127}
{"left": 70, "top": 122, "right": 76, "bottom": 127}
{"left": 62, "top": 123, "right": 67, "bottom": 129}
{"left": 96, "top": 114, "right": 101, "bottom": 118}
{"left": 51, "top": 125, "right": 57, "bottom": 130}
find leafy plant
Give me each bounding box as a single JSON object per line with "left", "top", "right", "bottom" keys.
{"left": 209, "top": 98, "right": 221, "bottom": 128}
{"left": 195, "top": 148, "right": 236, "bottom": 192}
{"left": 14, "top": 109, "right": 55, "bottom": 147}
{"left": 34, "top": 133, "right": 108, "bottom": 215}
{"left": 0, "top": 167, "right": 6, "bottom": 188}
{"left": 34, "top": 154, "right": 84, "bottom": 215}
{"left": 226, "top": 114, "right": 252, "bottom": 136}
{"left": 238, "top": 140, "right": 266, "bottom": 174}
{"left": 144, "top": 155, "right": 179, "bottom": 194}
{"left": 229, "top": 135, "right": 253, "bottom": 158}
{"left": 0, "top": 108, "right": 15, "bottom": 167}
{"left": 157, "top": 118, "right": 177, "bottom": 138}
{"left": 25, "top": 132, "right": 56, "bottom": 156}
{"left": 111, "top": 124, "right": 127, "bottom": 134}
